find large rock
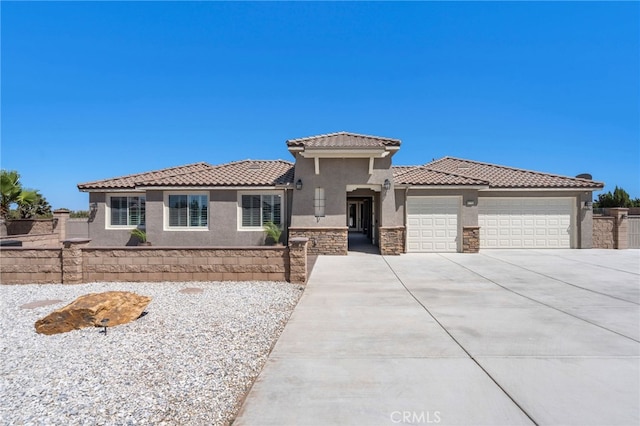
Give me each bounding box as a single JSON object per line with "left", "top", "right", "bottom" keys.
{"left": 35, "top": 291, "right": 151, "bottom": 335}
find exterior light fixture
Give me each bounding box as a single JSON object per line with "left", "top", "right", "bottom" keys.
{"left": 90, "top": 202, "right": 98, "bottom": 214}
{"left": 585, "top": 201, "right": 593, "bottom": 209}
{"left": 295, "top": 179, "right": 303, "bottom": 190}
{"left": 383, "top": 179, "right": 391, "bottom": 191}
{"left": 466, "top": 199, "right": 476, "bottom": 207}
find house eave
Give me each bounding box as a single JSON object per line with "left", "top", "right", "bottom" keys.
{"left": 80, "top": 185, "right": 289, "bottom": 192}
{"left": 397, "top": 185, "right": 490, "bottom": 190}
{"left": 479, "top": 186, "right": 603, "bottom": 192}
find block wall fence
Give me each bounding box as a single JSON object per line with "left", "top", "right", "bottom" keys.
{"left": 0, "top": 239, "right": 309, "bottom": 285}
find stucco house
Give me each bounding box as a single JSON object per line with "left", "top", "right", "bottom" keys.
{"left": 78, "top": 132, "right": 603, "bottom": 254}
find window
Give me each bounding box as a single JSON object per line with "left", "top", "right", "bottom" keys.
{"left": 241, "top": 194, "right": 281, "bottom": 228}
{"left": 109, "top": 196, "right": 145, "bottom": 227}
{"left": 167, "top": 194, "right": 208, "bottom": 228}
{"left": 314, "top": 188, "right": 325, "bottom": 218}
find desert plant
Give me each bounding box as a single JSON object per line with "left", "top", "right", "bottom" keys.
{"left": 263, "top": 221, "right": 282, "bottom": 245}
{"left": 130, "top": 228, "right": 147, "bottom": 244}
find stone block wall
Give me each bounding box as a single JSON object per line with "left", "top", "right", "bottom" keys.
{"left": 0, "top": 234, "right": 61, "bottom": 248}
{"left": 0, "top": 249, "right": 62, "bottom": 284}
{"left": 288, "top": 227, "right": 348, "bottom": 255}
{"left": 0, "top": 210, "right": 71, "bottom": 248}
{"left": 462, "top": 226, "right": 480, "bottom": 253}
{"left": 593, "top": 217, "right": 615, "bottom": 249}
{"left": 379, "top": 226, "right": 405, "bottom": 255}
{"left": 288, "top": 238, "right": 308, "bottom": 284}
{"left": 5, "top": 219, "right": 55, "bottom": 236}
{"left": 592, "top": 208, "right": 629, "bottom": 249}
{"left": 0, "top": 240, "right": 309, "bottom": 285}
{"left": 82, "top": 247, "right": 289, "bottom": 283}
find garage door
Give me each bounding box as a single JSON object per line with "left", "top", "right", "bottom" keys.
{"left": 478, "top": 198, "right": 574, "bottom": 248}
{"left": 407, "top": 197, "right": 459, "bottom": 252}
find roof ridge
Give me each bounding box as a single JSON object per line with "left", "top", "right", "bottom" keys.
{"left": 286, "top": 131, "right": 401, "bottom": 143}
{"left": 214, "top": 159, "right": 294, "bottom": 168}
{"left": 429, "top": 156, "right": 602, "bottom": 184}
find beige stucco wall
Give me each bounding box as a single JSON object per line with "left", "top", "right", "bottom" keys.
{"left": 290, "top": 155, "right": 400, "bottom": 228}
{"left": 88, "top": 189, "right": 291, "bottom": 247}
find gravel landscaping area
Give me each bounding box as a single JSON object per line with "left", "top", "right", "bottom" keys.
{"left": 0, "top": 281, "right": 303, "bottom": 425}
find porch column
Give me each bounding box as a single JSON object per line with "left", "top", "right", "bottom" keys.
{"left": 288, "top": 237, "right": 309, "bottom": 284}
{"left": 610, "top": 208, "right": 629, "bottom": 249}
{"left": 62, "top": 238, "right": 91, "bottom": 284}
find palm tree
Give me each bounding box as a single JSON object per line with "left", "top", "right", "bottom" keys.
{"left": 0, "top": 170, "right": 37, "bottom": 220}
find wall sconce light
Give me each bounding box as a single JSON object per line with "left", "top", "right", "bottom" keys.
{"left": 584, "top": 201, "right": 593, "bottom": 209}
{"left": 295, "top": 179, "right": 303, "bottom": 190}
{"left": 90, "top": 202, "right": 98, "bottom": 214}
{"left": 466, "top": 199, "right": 476, "bottom": 207}
{"left": 621, "top": 214, "right": 628, "bottom": 220}
{"left": 383, "top": 179, "right": 391, "bottom": 191}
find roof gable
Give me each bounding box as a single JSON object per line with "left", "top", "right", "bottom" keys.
{"left": 425, "top": 157, "right": 603, "bottom": 189}
{"left": 286, "top": 131, "right": 401, "bottom": 148}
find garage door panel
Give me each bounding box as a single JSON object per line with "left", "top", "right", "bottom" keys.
{"left": 479, "top": 198, "right": 573, "bottom": 249}
{"left": 407, "top": 197, "right": 459, "bottom": 253}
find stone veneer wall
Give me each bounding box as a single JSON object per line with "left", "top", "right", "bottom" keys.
{"left": 0, "top": 249, "right": 62, "bottom": 284}
{"left": 6, "top": 219, "right": 55, "bottom": 236}
{"left": 0, "top": 234, "right": 61, "bottom": 248}
{"left": 82, "top": 247, "right": 289, "bottom": 283}
{"left": 0, "top": 240, "right": 309, "bottom": 285}
{"left": 592, "top": 216, "right": 615, "bottom": 249}
{"left": 0, "top": 210, "right": 71, "bottom": 248}
{"left": 288, "top": 227, "right": 348, "bottom": 255}
{"left": 379, "top": 226, "right": 405, "bottom": 255}
{"left": 462, "top": 226, "right": 480, "bottom": 253}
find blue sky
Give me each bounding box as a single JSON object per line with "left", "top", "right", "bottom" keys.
{"left": 2, "top": 1, "right": 638, "bottom": 211}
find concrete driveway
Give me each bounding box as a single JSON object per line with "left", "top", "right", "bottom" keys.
{"left": 234, "top": 250, "right": 640, "bottom": 426}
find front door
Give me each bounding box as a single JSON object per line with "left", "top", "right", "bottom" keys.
{"left": 348, "top": 201, "right": 364, "bottom": 232}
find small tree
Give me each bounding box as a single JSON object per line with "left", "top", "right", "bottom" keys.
{"left": 595, "top": 186, "right": 640, "bottom": 208}
{"left": 0, "top": 170, "right": 37, "bottom": 220}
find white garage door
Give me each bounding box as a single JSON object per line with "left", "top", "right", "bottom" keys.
{"left": 478, "top": 198, "right": 574, "bottom": 249}
{"left": 407, "top": 197, "right": 459, "bottom": 252}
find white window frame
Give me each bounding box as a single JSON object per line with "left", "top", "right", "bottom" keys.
{"left": 163, "top": 191, "right": 210, "bottom": 231}
{"left": 314, "top": 187, "right": 326, "bottom": 218}
{"left": 105, "top": 193, "right": 146, "bottom": 230}
{"left": 237, "top": 191, "right": 284, "bottom": 231}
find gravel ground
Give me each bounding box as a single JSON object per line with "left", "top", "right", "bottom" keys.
{"left": 0, "top": 281, "right": 303, "bottom": 426}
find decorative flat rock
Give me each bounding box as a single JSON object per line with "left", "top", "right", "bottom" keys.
{"left": 35, "top": 291, "right": 151, "bottom": 335}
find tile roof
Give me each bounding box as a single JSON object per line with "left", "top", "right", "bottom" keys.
{"left": 424, "top": 157, "right": 604, "bottom": 189}
{"left": 286, "top": 131, "right": 401, "bottom": 148}
{"left": 394, "top": 167, "right": 489, "bottom": 186}
{"left": 78, "top": 160, "right": 294, "bottom": 190}
{"left": 392, "top": 165, "right": 418, "bottom": 178}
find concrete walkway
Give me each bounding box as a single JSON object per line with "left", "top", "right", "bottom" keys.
{"left": 234, "top": 250, "right": 640, "bottom": 426}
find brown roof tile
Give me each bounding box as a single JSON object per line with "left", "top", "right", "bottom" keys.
{"left": 77, "top": 162, "right": 213, "bottom": 190}
{"left": 425, "top": 157, "right": 604, "bottom": 189}
{"left": 78, "top": 160, "right": 294, "bottom": 190}
{"left": 286, "top": 131, "right": 401, "bottom": 148}
{"left": 394, "top": 167, "right": 489, "bottom": 186}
